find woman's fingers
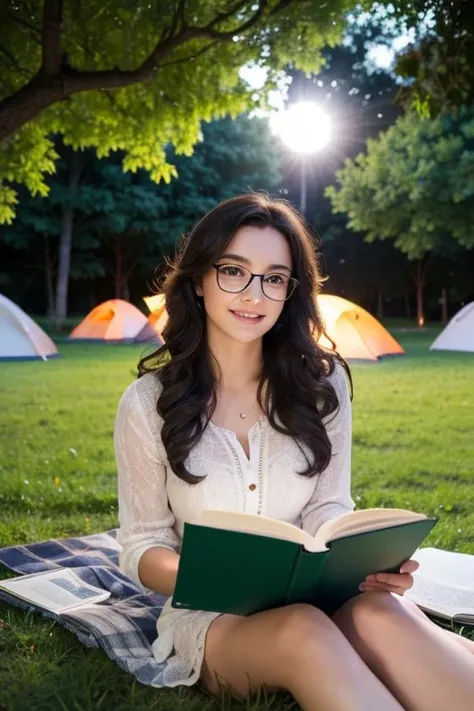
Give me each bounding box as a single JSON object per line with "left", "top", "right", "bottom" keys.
{"left": 364, "top": 571, "right": 414, "bottom": 590}
{"left": 359, "top": 580, "right": 407, "bottom": 596}
{"left": 359, "top": 559, "right": 419, "bottom": 596}
{"left": 399, "top": 559, "right": 419, "bottom": 574}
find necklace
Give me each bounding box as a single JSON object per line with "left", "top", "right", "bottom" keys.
{"left": 239, "top": 398, "right": 258, "bottom": 419}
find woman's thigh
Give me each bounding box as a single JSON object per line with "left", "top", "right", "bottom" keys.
{"left": 199, "top": 603, "right": 336, "bottom": 699}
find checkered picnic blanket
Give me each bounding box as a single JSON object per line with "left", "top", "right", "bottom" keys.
{"left": 0, "top": 530, "right": 171, "bottom": 687}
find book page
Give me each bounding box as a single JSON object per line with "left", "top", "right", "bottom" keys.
{"left": 0, "top": 568, "right": 110, "bottom": 614}
{"left": 314, "top": 508, "right": 427, "bottom": 548}
{"left": 410, "top": 547, "right": 474, "bottom": 588}
{"left": 196, "top": 510, "right": 318, "bottom": 550}
{"left": 405, "top": 548, "right": 474, "bottom": 619}
{"left": 406, "top": 576, "right": 474, "bottom": 617}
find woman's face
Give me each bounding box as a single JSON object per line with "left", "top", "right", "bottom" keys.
{"left": 198, "top": 225, "right": 293, "bottom": 344}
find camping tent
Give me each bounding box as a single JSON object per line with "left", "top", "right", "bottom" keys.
{"left": 143, "top": 294, "right": 168, "bottom": 336}
{"left": 430, "top": 302, "right": 474, "bottom": 353}
{"left": 0, "top": 293, "right": 58, "bottom": 361}
{"left": 317, "top": 294, "right": 404, "bottom": 361}
{"left": 69, "top": 299, "right": 162, "bottom": 343}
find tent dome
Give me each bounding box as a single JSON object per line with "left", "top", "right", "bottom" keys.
{"left": 143, "top": 294, "right": 168, "bottom": 337}
{"left": 0, "top": 294, "right": 58, "bottom": 361}
{"left": 430, "top": 302, "right": 474, "bottom": 353}
{"left": 317, "top": 294, "right": 405, "bottom": 361}
{"left": 69, "top": 299, "right": 162, "bottom": 343}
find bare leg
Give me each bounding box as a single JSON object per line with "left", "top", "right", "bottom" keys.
{"left": 443, "top": 628, "right": 474, "bottom": 655}
{"left": 200, "top": 602, "right": 405, "bottom": 711}
{"left": 400, "top": 596, "right": 474, "bottom": 656}
{"left": 333, "top": 590, "right": 474, "bottom": 711}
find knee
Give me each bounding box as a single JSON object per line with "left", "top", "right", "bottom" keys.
{"left": 275, "top": 603, "right": 338, "bottom": 655}
{"left": 338, "top": 590, "right": 405, "bottom": 640}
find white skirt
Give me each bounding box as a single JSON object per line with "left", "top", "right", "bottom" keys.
{"left": 151, "top": 597, "right": 223, "bottom": 687}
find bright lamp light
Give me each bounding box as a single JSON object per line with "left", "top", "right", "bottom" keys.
{"left": 269, "top": 101, "right": 332, "bottom": 154}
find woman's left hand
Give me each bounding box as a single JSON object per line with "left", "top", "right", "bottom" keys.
{"left": 359, "top": 559, "right": 419, "bottom": 596}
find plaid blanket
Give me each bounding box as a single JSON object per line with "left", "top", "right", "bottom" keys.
{"left": 0, "top": 529, "right": 172, "bottom": 687}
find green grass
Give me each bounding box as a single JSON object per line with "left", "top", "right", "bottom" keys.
{"left": 0, "top": 331, "right": 473, "bottom": 710}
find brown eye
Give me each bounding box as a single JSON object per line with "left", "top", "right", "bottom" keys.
{"left": 221, "top": 265, "right": 243, "bottom": 277}
{"left": 264, "top": 273, "right": 288, "bottom": 285}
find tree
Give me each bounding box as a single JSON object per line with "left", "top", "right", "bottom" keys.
{"left": 382, "top": 0, "right": 474, "bottom": 116}
{"left": 325, "top": 108, "right": 474, "bottom": 324}
{"left": 0, "top": 0, "right": 354, "bottom": 223}
{"left": 1, "top": 113, "right": 282, "bottom": 317}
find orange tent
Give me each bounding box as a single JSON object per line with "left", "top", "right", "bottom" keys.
{"left": 144, "top": 294, "right": 168, "bottom": 336}
{"left": 317, "top": 294, "right": 404, "bottom": 361}
{"left": 69, "top": 299, "right": 162, "bottom": 343}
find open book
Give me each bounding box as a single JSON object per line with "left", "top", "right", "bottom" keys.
{"left": 172, "top": 507, "right": 437, "bottom": 616}
{"left": 406, "top": 547, "right": 474, "bottom": 624}
{"left": 0, "top": 568, "right": 110, "bottom": 614}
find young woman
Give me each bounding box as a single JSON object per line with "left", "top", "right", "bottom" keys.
{"left": 115, "top": 193, "right": 474, "bottom": 711}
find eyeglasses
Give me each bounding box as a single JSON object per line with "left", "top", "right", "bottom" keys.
{"left": 212, "top": 263, "right": 298, "bottom": 302}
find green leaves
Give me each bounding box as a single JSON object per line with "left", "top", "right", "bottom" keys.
{"left": 0, "top": 0, "right": 354, "bottom": 223}
{"left": 326, "top": 108, "right": 474, "bottom": 259}
{"left": 1, "top": 113, "right": 282, "bottom": 313}
{"left": 0, "top": 183, "right": 17, "bottom": 224}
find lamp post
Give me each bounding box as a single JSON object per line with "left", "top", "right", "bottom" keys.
{"left": 269, "top": 101, "right": 332, "bottom": 215}
{"left": 300, "top": 156, "right": 307, "bottom": 215}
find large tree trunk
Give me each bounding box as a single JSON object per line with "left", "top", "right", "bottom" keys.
{"left": 44, "top": 236, "right": 55, "bottom": 318}
{"left": 112, "top": 233, "right": 138, "bottom": 300}
{"left": 411, "top": 257, "right": 430, "bottom": 327}
{"left": 55, "top": 151, "right": 84, "bottom": 330}
{"left": 416, "top": 280, "right": 424, "bottom": 327}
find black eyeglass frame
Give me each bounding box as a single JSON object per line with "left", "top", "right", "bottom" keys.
{"left": 212, "top": 263, "right": 299, "bottom": 302}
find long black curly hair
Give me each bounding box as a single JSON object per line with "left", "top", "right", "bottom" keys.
{"left": 138, "top": 192, "right": 351, "bottom": 484}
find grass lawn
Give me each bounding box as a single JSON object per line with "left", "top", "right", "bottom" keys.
{"left": 0, "top": 328, "right": 473, "bottom": 710}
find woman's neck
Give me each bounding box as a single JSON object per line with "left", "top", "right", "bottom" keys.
{"left": 207, "top": 326, "right": 263, "bottom": 394}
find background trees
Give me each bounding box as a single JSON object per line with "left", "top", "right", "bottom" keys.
{"left": 1, "top": 1, "right": 473, "bottom": 326}
{"left": 326, "top": 105, "right": 474, "bottom": 325}
{"left": 0, "top": 113, "right": 281, "bottom": 322}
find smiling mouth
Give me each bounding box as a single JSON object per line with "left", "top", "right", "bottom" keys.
{"left": 230, "top": 310, "right": 265, "bottom": 322}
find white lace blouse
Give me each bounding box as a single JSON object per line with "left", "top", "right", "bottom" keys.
{"left": 114, "top": 361, "right": 355, "bottom": 687}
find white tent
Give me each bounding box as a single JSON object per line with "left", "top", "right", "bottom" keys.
{"left": 430, "top": 302, "right": 474, "bottom": 353}
{"left": 0, "top": 294, "right": 58, "bottom": 361}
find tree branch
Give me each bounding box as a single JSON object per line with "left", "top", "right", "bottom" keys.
{"left": 41, "top": 0, "right": 63, "bottom": 76}
{"left": 203, "top": 0, "right": 267, "bottom": 39}
{"left": 170, "top": 0, "right": 188, "bottom": 36}
{"left": 204, "top": 0, "right": 256, "bottom": 33}
{"left": 0, "top": 0, "right": 296, "bottom": 144}
{"left": 158, "top": 41, "right": 215, "bottom": 69}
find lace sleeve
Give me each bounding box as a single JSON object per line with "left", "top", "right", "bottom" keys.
{"left": 301, "top": 362, "right": 356, "bottom": 537}
{"left": 114, "top": 379, "right": 180, "bottom": 590}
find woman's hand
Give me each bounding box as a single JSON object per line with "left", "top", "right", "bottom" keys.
{"left": 359, "top": 559, "right": 419, "bottom": 596}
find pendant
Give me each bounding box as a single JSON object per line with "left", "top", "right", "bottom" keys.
{"left": 239, "top": 413, "right": 247, "bottom": 419}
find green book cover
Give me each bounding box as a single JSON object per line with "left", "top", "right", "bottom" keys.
{"left": 172, "top": 512, "right": 437, "bottom": 617}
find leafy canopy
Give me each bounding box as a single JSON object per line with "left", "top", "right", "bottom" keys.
{"left": 326, "top": 107, "right": 474, "bottom": 259}
{"left": 0, "top": 0, "right": 356, "bottom": 223}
